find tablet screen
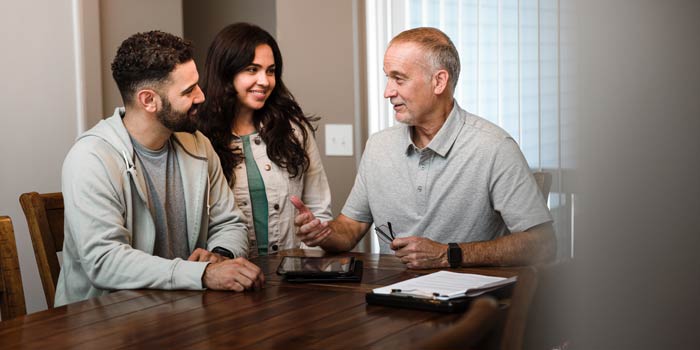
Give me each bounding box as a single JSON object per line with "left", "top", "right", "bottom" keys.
{"left": 277, "top": 256, "right": 354, "bottom": 275}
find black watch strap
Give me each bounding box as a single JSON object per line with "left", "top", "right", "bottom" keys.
{"left": 212, "top": 246, "right": 234, "bottom": 259}
{"left": 447, "top": 243, "right": 462, "bottom": 268}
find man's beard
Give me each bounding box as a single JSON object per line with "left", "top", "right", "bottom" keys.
{"left": 157, "top": 95, "right": 198, "bottom": 133}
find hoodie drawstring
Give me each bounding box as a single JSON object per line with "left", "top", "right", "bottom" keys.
{"left": 122, "top": 150, "right": 137, "bottom": 176}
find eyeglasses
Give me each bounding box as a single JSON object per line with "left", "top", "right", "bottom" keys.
{"left": 374, "top": 222, "right": 396, "bottom": 244}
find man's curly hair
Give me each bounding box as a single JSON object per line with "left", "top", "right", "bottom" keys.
{"left": 111, "top": 30, "right": 194, "bottom": 104}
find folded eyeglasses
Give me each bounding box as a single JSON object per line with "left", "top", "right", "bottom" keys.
{"left": 374, "top": 222, "right": 396, "bottom": 244}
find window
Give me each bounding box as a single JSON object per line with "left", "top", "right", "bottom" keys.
{"left": 365, "top": 0, "right": 573, "bottom": 257}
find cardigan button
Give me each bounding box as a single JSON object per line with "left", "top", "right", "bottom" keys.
{"left": 273, "top": 204, "right": 280, "bottom": 210}
{"left": 264, "top": 164, "right": 271, "bottom": 171}
{"left": 254, "top": 136, "right": 262, "bottom": 145}
{"left": 271, "top": 244, "right": 279, "bottom": 251}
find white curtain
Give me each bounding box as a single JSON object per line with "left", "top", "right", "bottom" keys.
{"left": 365, "top": 0, "right": 573, "bottom": 257}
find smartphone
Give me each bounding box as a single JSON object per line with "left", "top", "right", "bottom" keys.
{"left": 276, "top": 256, "right": 356, "bottom": 277}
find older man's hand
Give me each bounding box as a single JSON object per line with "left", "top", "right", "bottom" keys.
{"left": 391, "top": 236, "right": 450, "bottom": 269}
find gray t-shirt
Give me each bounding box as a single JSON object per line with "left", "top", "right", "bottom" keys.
{"left": 131, "top": 137, "right": 189, "bottom": 259}
{"left": 342, "top": 102, "right": 552, "bottom": 253}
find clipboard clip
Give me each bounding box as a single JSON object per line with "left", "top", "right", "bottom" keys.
{"left": 390, "top": 288, "right": 447, "bottom": 300}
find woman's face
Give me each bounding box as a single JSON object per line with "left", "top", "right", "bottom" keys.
{"left": 233, "top": 44, "right": 276, "bottom": 114}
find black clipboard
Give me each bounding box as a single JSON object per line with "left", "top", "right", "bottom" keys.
{"left": 277, "top": 256, "right": 363, "bottom": 283}
{"left": 365, "top": 292, "right": 473, "bottom": 313}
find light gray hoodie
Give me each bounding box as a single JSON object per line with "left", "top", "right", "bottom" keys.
{"left": 55, "top": 107, "right": 248, "bottom": 306}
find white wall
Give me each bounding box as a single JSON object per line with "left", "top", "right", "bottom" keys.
{"left": 0, "top": 0, "right": 81, "bottom": 314}
{"left": 0, "top": 0, "right": 184, "bottom": 315}
{"left": 100, "top": 0, "right": 183, "bottom": 117}
{"left": 183, "top": 0, "right": 277, "bottom": 67}
{"left": 276, "top": 0, "right": 361, "bottom": 224}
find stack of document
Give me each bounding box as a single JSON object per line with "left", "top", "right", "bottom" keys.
{"left": 372, "top": 271, "right": 517, "bottom": 301}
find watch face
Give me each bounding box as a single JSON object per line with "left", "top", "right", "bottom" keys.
{"left": 448, "top": 243, "right": 461, "bottom": 265}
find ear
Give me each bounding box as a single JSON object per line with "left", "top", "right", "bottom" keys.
{"left": 135, "top": 89, "right": 159, "bottom": 113}
{"left": 432, "top": 70, "right": 449, "bottom": 95}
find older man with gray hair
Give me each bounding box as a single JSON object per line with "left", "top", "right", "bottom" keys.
{"left": 293, "top": 27, "right": 554, "bottom": 269}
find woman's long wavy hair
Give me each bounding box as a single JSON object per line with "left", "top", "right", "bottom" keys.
{"left": 198, "top": 23, "right": 315, "bottom": 184}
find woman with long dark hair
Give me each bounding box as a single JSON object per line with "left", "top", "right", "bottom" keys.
{"left": 198, "top": 23, "right": 332, "bottom": 257}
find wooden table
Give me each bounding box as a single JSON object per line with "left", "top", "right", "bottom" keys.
{"left": 0, "top": 250, "right": 534, "bottom": 349}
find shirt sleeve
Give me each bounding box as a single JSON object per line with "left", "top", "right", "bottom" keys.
{"left": 301, "top": 126, "right": 333, "bottom": 221}
{"left": 341, "top": 139, "right": 373, "bottom": 223}
{"left": 489, "top": 138, "right": 553, "bottom": 233}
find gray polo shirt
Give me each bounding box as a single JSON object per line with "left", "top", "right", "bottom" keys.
{"left": 342, "top": 102, "right": 552, "bottom": 252}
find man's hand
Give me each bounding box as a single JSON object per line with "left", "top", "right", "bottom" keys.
{"left": 291, "top": 195, "right": 332, "bottom": 246}
{"left": 188, "top": 248, "right": 227, "bottom": 263}
{"left": 202, "top": 257, "right": 265, "bottom": 292}
{"left": 391, "top": 236, "right": 450, "bottom": 269}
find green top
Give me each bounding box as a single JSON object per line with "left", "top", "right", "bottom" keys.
{"left": 241, "top": 134, "right": 269, "bottom": 256}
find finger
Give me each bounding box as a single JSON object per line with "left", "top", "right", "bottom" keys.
{"left": 235, "top": 259, "right": 263, "bottom": 281}
{"left": 290, "top": 195, "right": 312, "bottom": 214}
{"left": 233, "top": 270, "right": 255, "bottom": 289}
{"left": 394, "top": 248, "right": 406, "bottom": 258}
{"left": 301, "top": 224, "right": 329, "bottom": 242}
{"left": 197, "top": 252, "right": 213, "bottom": 262}
{"left": 294, "top": 212, "right": 313, "bottom": 226}
{"left": 390, "top": 237, "right": 409, "bottom": 250}
{"left": 258, "top": 271, "right": 266, "bottom": 287}
{"left": 306, "top": 227, "right": 332, "bottom": 246}
{"left": 229, "top": 281, "right": 245, "bottom": 292}
{"left": 300, "top": 218, "right": 324, "bottom": 235}
{"left": 187, "top": 248, "right": 203, "bottom": 261}
{"left": 252, "top": 270, "right": 265, "bottom": 290}
{"left": 301, "top": 220, "right": 328, "bottom": 239}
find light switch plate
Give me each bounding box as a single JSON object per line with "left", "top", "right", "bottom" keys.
{"left": 325, "top": 124, "right": 353, "bottom": 156}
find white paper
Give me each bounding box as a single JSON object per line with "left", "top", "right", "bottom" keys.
{"left": 373, "top": 270, "right": 517, "bottom": 300}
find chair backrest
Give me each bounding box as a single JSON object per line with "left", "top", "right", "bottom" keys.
{"left": 421, "top": 267, "right": 539, "bottom": 350}
{"left": 522, "top": 258, "right": 573, "bottom": 349}
{"left": 533, "top": 171, "right": 553, "bottom": 200}
{"left": 19, "top": 192, "right": 64, "bottom": 308}
{"left": 0, "top": 216, "right": 27, "bottom": 320}
{"left": 421, "top": 296, "right": 501, "bottom": 350}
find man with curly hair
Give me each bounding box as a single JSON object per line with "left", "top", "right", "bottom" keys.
{"left": 56, "top": 31, "right": 264, "bottom": 306}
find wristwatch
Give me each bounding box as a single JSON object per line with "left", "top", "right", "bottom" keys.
{"left": 212, "top": 246, "right": 234, "bottom": 259}
{"left": 447, "top": 243, "right": 462, "bottom": 268}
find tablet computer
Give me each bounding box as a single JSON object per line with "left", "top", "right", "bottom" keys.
{"left": 276, "top": 256, "right": 362, "bottom": 282}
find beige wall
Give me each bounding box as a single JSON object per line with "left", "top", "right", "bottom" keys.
{"left": 0, "top": 0, "right": 185, "bottom": 315}
{"left": 0, "top": 0, "right": 81, "bottom": 315}
{"left": 183, "top": 0, "right": 276, "bottom": 68}
{"left": 276, "top": 0, "right": 363, "bottom": 226}
{"left": 100, "top": 0, "right": 184, "bottom": 116}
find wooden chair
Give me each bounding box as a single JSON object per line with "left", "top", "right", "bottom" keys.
{"left": 421, "top": 267, "right": 539, "bottom": 350}
{"left": 19, "top": 192, "right": 64, "bottom": 308}
{"left": 420, "top": 296, "right": 501, "bottom": 350}
{"left": 522, "top": 258, "right": 574, "bottom": 350}
{"left": 533, "top": 171, "right": 553, "bottom": 200}
{"left": 0, "top": 216, "right": 27, "bottom": 320}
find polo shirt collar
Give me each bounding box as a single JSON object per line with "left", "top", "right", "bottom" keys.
{"left": 403, "top": 101, "right": 464, "bottom": 157}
